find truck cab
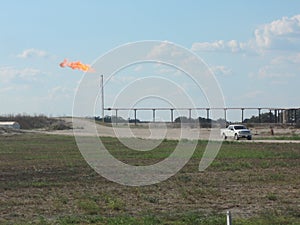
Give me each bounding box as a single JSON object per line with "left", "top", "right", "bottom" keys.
{"left": 221, "top": 124, "right": 252, "bottom": 140}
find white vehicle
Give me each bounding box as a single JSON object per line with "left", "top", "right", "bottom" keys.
{"left": 220, "top": 124, "right": 252, "bottom": 140}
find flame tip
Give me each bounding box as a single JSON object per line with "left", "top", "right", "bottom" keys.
{"left": 59, "top": 59, "right": 95, "bottom": 72}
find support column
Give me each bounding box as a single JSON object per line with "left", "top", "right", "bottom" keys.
{"left": 115, "top": 109, "right": 118, "bottom": 125}
{"left": 224, "top": 108, "right": 227, "bottom": 123}
{"left": 283, "top": 109, "right": 287, "bottom": 124}
{"left": 189, "top": 109, "right": 192, "bottom": 122}
{"left": 258, "top": 108, "right": 261, "bottom": 123}
{"left": 170, "top": 109, "right": 174, "bottom": 123}
{"left": 134, "top": 109, "right": 137, "bottom": 125}
{"left": 269, "top": 110, "right": 272, "bottom": 123}
{"left": 241, "top": 108, "right": 244, "bottom": 123}
{"left": 152, "top": 109, "right": 156, "bottom": 123}
{"left": 279, "top": 109, "right": 282, "bottom": 123}
{"left": 206, "top": 108, "right": 210, "bottom": 121}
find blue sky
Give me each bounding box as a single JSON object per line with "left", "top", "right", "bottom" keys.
{"left": 1, "top": 0, "right": 300, "bottom": 121}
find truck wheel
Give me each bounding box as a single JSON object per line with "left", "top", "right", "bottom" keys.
{"left": 222, "top": 133, "right": 227, "bottom": 140}
{"left": 247, "top": 136, "right": 252, "bottom": 140}
{"left": 234, "top": 133, "right": 239, "bottom": 140}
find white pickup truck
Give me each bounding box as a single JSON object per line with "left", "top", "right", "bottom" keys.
{"left": 220, "top": 124, "right": 252, "bottom": 140}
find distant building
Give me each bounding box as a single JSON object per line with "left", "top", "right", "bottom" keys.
{"left": 0, "top": 121, "right": 21, "bottom": 129}
{"left": 282, "top": 109, "right": 299, "bottom": 124}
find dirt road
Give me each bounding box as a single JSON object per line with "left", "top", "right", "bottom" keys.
{"left": 37, "top": 118, "right": 300, "bottom": 143}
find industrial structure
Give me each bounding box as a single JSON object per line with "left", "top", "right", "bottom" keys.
{"left": 103, "top": 107, "right": 300, "bottom": 125}
{"left": 100, "top": 75, "right": 299, "bottom": 125}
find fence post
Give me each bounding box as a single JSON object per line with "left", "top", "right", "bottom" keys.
{"left": 226, "top": 210, "right": 232, "bottom": 225}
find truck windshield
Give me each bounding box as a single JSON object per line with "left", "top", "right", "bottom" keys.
{"left": 234, "top": 125, "right": 246, "bottom": 130}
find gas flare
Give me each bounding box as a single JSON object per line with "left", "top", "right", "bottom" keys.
{"left": 59, "top": 59, "right": 94, "bottom": 72}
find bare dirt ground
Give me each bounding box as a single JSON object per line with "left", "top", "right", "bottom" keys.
{"left": 37, "top": 117, "right": 300, "bottom": 143}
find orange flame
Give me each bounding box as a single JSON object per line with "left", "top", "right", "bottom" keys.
{"left": 59, "top": 59, "right": 94, "bottom": 72}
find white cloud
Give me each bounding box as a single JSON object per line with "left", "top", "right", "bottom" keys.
{"left": 244, "top": 90, "right": 264, "bottom": 99}
{"left": 146, "top": 41, "right": 185, "bottom": 60}
{"left": 227, "top": 40, "right": 242, "bottom": 52}
{"left": 48, "top": 86, "right": 74, "bottom": 100}
{"left": 0, "top": 86, "right": 14, "bottom": 93}
{"left": 270, "top": 53, "right": 300, "bottom": 65}
{"left": 257, "top": 65, "right": 295, "bottom": 78}
{"left": 146, "top": 42, "right": 171, "bottom": 59}
{"left": 211, "top": 65, "right": 232, "bottom": 76}
{"left": 0, "top": 84, "right": 30, "bottom": 94}
{"left": 254, "top": 15, "right": 300, "bottom": 49}
{"left": 191, "top": 40, "right": 244, "bottom": 53}
{"left": 133, "top": 64, "right": 143, "bottom": 72}
{"left": 18, "top": 68, "right": 41, "bottom": 80}
{"left": 192, "top": 14, "right": 300, "bottom": 54}
{"left": 109, "top": 75, "right": 137, "bottom": 84}
{"left": 250, "top": 55, "right": 300, "bottom": 79}
{"left": 0, "top": 66, "right": 43, "bottom": 82}
{"left": 17, "top": 48, "right": 51, "bottom": 59}
{"left": 0, "top": 67, "right": 18, "bottom": 83}
{"left": 145, "top": 41, "right": 193, "bottom": 66}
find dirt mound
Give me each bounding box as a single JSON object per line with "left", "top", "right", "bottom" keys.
{"left": 0, "top": 115, "right": 72, "bottom": 130}
{"left": 0, "top": 127, "right": 24, "bottom": 135}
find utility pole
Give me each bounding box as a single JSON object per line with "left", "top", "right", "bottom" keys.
{"left": 101, "top": 75, "right": 104, "bottom": 122}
